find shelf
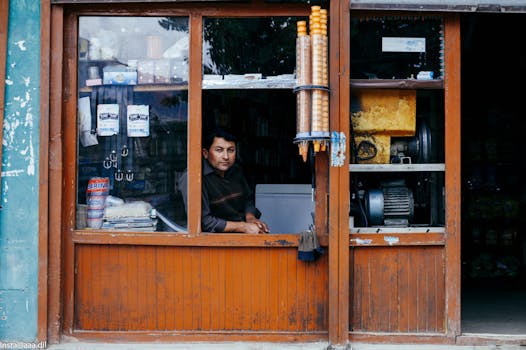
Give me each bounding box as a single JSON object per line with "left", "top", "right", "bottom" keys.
{"left": 350, "top": 79, "right": 444, "bottom": 90}
{"left": 79, "top": 77, "right": 297, "bottom": 93}
{"left": 203, "top": 77, "right": 295, "bottom": 90}
{"left": 350, "top": 227, "right": 445, "bottom": 234}
{"left": 79, "top": 83, "right": 189, "bottom": 93}
{"left": 349, "top": 163, "right": 445, "bottom": 172}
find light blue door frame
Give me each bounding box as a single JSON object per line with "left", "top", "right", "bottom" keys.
{"left": 0, "top": 0, "right": 41, "bottom": 341}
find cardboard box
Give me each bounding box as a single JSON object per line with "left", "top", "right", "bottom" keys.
{"left": 154, "top": 59, "right": 171, "bottom": 83}
{"left": 103, "top": 71, "right": 137, "bottom": 85}
{"left": 138, "top": 60, "right": 155, "bottom": 84}
{"left": 351, "top": 89, "right": 416, "bottom": 137}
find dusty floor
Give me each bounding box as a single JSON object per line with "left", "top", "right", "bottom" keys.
{"left": 461, "top": 284, "right": 526, "bottom": 334}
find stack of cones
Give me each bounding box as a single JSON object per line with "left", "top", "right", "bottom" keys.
{"left": 295, "top": 20, "right": 311, "bottom": 161}
{"left": 294, "top": 6, "right": 330, "bottom": 162}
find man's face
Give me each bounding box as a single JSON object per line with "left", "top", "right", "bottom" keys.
{"left": 202, "top": 136, "right": 236, "bottom": 176}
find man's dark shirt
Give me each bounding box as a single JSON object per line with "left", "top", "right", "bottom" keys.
{"left": 180, "top": 159, "right": 260, "bottom": 232}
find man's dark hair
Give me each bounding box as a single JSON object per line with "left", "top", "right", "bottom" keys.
{"left": 203, "top": 128, "right": 237, "bottom": 150}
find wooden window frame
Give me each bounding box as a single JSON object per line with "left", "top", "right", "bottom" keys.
{"left": 53, "top": 2, "right": 332, "bottom": 338}
{"left": 343, "top": 10, "right": 461, "bottom": 344}
{"left": 61, "top": 3, "right": 328, "bottom": 239}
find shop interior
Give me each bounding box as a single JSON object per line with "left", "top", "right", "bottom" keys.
{"left": 202, "top": 89, "right": 314, "bottom": 233}
{"left": 461, "top": 13, "right": 526, "bottom": 334}
{"left": 200, "top": 17, "right": 315, "bottom": 233}
{"left": 348, "top": 16, "right": 446, "bottom": 230}
{"left": 76, "top": 16, "right": 316, "bottom": 233}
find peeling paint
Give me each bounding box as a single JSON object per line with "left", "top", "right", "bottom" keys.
{"left": 27, "top": 134, "right": 35, "bottom": 175}
{"left": 350, "top": 238, "right": 372, "bottom": 245}
{"left": 13, "top": 92, "right": 31, "bottom": 109}
{"left": 14, "top": 40, "right": 26, "bottom": 51}
{"left": 0, "top": 0, "right": 41, "bottom": 340}
{"left": 264, "top": 239, "right": 294, "bottom": 246}
{"left": 384, "top": 236, "right": 400, "bottom": 245}
{"left": 25, "top": 108, "right": 33, "bottom": 127}
{"left": 0, "top": 168, "right": 24, "bottom": 177}
{"left": 3, "top": 89, "right": 36, "bottom": 178}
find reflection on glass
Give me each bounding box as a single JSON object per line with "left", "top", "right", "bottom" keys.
{"left": 76, "top": 17, "right": 189, "bottom": 232}
{"left": 202, "top": 17, "right": 300, "bottom": 77}
{"left": 350, "top": 16, "right": 443, "bottom": 80}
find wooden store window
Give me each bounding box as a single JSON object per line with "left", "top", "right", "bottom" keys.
{"left": 347, "top": 13, "right": 461, "bottom": 338}
{"left": 349, "top": 15, "right": 445, "bottom": 234}
{"left": 68, "top": 4, "right": 324, "bottom": 238}
{"left": 58, "top": 4, "right": 332, "bottom": 338}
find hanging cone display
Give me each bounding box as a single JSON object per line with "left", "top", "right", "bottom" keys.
{"left": 294, "top": 6, "right": 330, "bottom": 162}
{"left": 295, "top": 20, "right": 311, "bottom": 162}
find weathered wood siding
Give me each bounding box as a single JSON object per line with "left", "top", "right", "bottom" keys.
{"left": 74, "top": 245, "right": 329, "bottom": 332}
{"left": 350, "top": 246, "right": 445, "bottom": 333}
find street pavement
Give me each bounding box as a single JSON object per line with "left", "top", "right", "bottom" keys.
{"left": 46, "top": 341, "right": 526, "bottom": 350}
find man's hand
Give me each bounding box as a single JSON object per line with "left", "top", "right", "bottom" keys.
{"left": 223, "top": 216, "right": 269, "bottom": 234}
{"left": 245, "top": 213, "right": 270, "bottom": 234}
{"left": 243, "top": 222, "right": 265, "bottom": 234}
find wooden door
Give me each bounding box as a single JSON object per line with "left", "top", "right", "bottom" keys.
{"left": 345, "top": 12, "right": 461, "bottom": 344}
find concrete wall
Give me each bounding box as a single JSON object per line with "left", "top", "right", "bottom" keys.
{"left": 0, "top": 0, "right": 40, "bottom": 341}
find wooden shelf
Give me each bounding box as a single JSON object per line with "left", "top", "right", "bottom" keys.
{"left": 351, "top": 78, "right": 444, "bottom": 90}
{"left": 203, "top": 78, "right": 295, "bottom": 89}
{"left": 350, "top": 227, "right": 445, "bottom": 234}
{"left": 79, "top": 83, "right": 188, "bottom": 93}
{"left": 349, "top": 163, "right": 445, "bottom": 172}
{"left": 79, "top": 78, "right": 296, "bottom": 93}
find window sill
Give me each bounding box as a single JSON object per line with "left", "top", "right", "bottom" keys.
{"left": 72, "top": 230, "right": 329, "bottom": 247}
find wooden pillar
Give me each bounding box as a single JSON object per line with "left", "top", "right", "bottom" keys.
{"left": 187, "top": 13, "right": 203, "bottom": 235}
{"left": 444, "top": 13, "right": 462, "bottom": 339}
{"left": 39, "top": 0, "right": 51, "bottom": 343}
{"left": 328, "top": 0, "right": 350, "bottom": 346}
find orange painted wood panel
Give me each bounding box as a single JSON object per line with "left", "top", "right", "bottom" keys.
{"left": 74, "top": 244, "right": 328, "bottom": 332}
{"left": 350, "top": 246, "right": 445, "bottom": 333}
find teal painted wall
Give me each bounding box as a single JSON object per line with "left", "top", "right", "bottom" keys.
{"left": 0, "top": 0, "right": 40, "bottom": 341}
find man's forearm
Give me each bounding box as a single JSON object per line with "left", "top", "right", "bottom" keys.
{"left": 223, "top": 220, "right": 260, "bottom": 234}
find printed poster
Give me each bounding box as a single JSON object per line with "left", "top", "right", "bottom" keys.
{"left": 97, "top": 104, "right": 119, "bottom": 136}
{"left": 127, "top": 105, "right": 150, "bottom": 137}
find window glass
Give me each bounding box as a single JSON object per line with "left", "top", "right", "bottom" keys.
{"left": 349, "top": 16, "right": 446, "bottom": 229}
{"left": 76, "top": 16, "right": 188, "bottom": 232}
{"left": 203, "top": 17, "right": 298, "bottom": 77}
{"left": 201, "top": 17, "right": 314, "bottom": 234}
{"left": 350, "top": 16, "right": 444, "bottom": 80}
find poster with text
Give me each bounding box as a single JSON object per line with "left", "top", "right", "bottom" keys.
{"left": 97, "top": 104, "right": 120, "bottom": 136}
{"left": 127, "top": 105, "right": 150, "bottom": 137}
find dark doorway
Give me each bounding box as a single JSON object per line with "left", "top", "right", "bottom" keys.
{"left": 461, "top": 13, "right": 526, "bottom": 334}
